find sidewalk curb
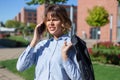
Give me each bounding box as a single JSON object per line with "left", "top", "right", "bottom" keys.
{"left": 0, "top": 68, "right": 24, "bottom": 80}
{"left": 0, "top": 48, "right": 25, "bottom": 80}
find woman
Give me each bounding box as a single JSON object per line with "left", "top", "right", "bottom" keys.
{"left": 16, "top": 4, "right": 82, "bottom": 80}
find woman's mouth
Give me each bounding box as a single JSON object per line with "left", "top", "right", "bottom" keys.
{"left": 49, "top": 27, "right": 56, "bottom": 31}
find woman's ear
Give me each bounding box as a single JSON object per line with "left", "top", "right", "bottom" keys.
{"left": 61, "top": 23, "right": 66, "bottom": 33}
{"left": 62, "top": 23, "right": 64, "bottom": 27}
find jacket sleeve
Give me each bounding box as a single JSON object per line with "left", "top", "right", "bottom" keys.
{"left": 16, "top": 45, "right": 36, "bottom": 72}
{"left": 62, "top": 47, "right": 82, "bottom": 80}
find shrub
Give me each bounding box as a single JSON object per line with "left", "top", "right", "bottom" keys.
{"left": 0, "top": 38, "right": 17, "bottom": 47}
{"left": 92, "top": 41, "right": 120, "bottom": 65}
{"left": 0, "top": 36, "right": 29, "bottom": 47}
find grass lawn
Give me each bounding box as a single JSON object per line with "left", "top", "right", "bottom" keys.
{"left": 0, "top": 59, "right": 35, "bottom": 80}
{"left": 93, "top": 63, "right": 120, "bottom": 80}
{"left": 0, "top": 59, "right": 120, "bottom": 80}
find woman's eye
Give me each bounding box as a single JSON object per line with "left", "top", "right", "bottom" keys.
{"left": 47, "top": 19, "right": 50, "bottom": 21}
{"left": 53, "top": 19, "right": 56, "bottom": 21}
{"left": 53, "top": 18, "right": 59, "bottom": 21}
{"left": 46, "top": 18, "right": 60, "bottom": 21}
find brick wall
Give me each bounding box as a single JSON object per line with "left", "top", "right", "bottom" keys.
{"left": 37, "top": 4, "right": 46, "bottom": 24}
{"left": 77, "top": 0, "right": 118, "bottom": 41}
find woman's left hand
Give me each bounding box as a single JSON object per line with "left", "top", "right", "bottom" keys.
{"left": 62, "top": 41, "right": 72, "bottom": 61}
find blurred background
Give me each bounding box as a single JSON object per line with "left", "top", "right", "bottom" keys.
{"left": 0, "top": 0, "right": 120, "bottom": 80}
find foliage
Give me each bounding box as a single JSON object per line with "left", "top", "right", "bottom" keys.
{"left": 5, "top": 20, "right": 21, "bottom": 28}
{"left": 7, "top": 36, "right": 29, "bottom": 43}
{"left": 16, "top": 23, "right": 26, "bottom": 34}
{"left": 0, "top": 36, "right": 29, "bottom": 47}
{"left": 22, "top": 23, "right": 36, "bottom": 36}
{"left": 91, "top": 41, "right": 120, "bottom": 65}
{"left": 86, "top": 6, "right": 109, "bottom": 28}
{"left": 93, "top": 41, "right": 120, "bottom": 55}
{"left": 26, "top": 0, "right": 68, "bottom": 5}
{"left": 29, "top": 23, "right": 36, "bottom": 29}
{"left": 4, "top": 20, "right": 35, "bottom": 38}
{"left": 0, "top": 21, "right": 5, "bottom": 27}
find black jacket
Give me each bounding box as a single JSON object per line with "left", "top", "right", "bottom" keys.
{"left": 71, "top": 35, "right": 95, "bottom": 80}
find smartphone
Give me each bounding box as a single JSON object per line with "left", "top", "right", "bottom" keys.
{"left": 38, "top": 23, "right": 46, "bottom": 34}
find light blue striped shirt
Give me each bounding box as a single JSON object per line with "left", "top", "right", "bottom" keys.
{"left": 16, "top": 34, "right": 82, "bottom": 80}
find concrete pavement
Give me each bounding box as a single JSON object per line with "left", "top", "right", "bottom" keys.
{"left": 0, "top": 48, "right": 25, "bottom": 80}
{"left": 0, "top": 68, "right": 24, "bottom": 80}
{"left": 0, "top": 48, "right": 25, "bottom": 61}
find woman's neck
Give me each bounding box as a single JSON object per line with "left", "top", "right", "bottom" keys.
{"left": 53, "top": 33, "right": 64, "bottom": 40}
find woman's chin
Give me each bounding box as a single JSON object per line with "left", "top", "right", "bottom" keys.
{"left": 49, "top": 31, "right": 55, "bottom": 35}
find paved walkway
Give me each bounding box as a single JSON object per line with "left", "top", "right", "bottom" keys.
{"left": 0, "top": 48, "right": 25, "bottom": 80}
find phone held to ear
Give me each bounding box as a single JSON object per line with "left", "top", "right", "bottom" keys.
{"left": 38, "top": 23, "right": 46, "bottom": 34}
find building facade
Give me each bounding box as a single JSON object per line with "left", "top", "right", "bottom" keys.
{"left": 13, "top": 1, "right": 119, "bottom": 42}
{"left": 77, "top": 0, "right": 118, "bottom": 42}
{"left": 14, "top": 4, "right": 77, "bottom": 29}
{"left": 117, "top": 6, "right": 120, "bottom": 42}
{"left": 14, "top": 7, "right": 37, "bottom": 24}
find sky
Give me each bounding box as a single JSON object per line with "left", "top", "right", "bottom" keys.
{"left": 0, "top": 0, "right": 78, "bottom": 23}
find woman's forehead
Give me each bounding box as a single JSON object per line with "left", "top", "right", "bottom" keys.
{"left": 47, "top": 12, "right": 59, "bottom": 18}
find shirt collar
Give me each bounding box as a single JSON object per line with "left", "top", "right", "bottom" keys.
{"left": 49, "top": 34, "right": 69, "bottom": 41}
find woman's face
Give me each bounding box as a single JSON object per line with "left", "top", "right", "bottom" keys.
{"left": 45, "top": 14, "right": 63, "bottom": 38}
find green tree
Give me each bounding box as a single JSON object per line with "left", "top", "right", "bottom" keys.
{"left": 86, "top": 6, "right": 109, "bottom": 39}
{"left": 5, "top": 20, "right": 21, "bottom": 28}
{"left": 17, "top": 23, "right": 26, "bottom": 35}
{"left": 26, "top": 23, "right": 36, "bottom": 34}
{"left": 18, "top": 23, "right": 35, "bottom": 35}
{"left": 28, "top": 23, "right": 36, "bottom": 30}
{"left": 26, "top": 0, "right": 68, "bottom": 5}
{"left": 0, "top": 21, "right": 5, "bottom": 27}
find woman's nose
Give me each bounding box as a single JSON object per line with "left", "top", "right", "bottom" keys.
{"left": 50, "top": 20, "right": 53, "bottom": 23}
{"left": 50, "top": 20, "right": 54, "bottom": 25}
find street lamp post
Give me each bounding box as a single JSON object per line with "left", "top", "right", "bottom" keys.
{"left": 110, "top": 14, "right": 113, "bottom": 42}
{"left": 69, "top": 5, "right": 74, "bottom": 37}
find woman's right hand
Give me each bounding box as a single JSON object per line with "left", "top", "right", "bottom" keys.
{"left": 30, "top": 22, "right": 45, "bottom": 47}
